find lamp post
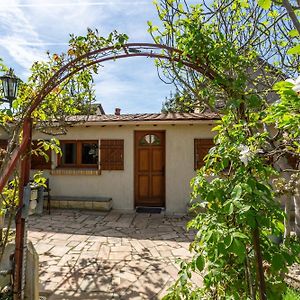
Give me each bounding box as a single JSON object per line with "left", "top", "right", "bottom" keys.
{"left": 0, "top": 68, "right": 20, "bottom": 107}
{"left": 0, "top": 68, "right": 28, "bottom": 300}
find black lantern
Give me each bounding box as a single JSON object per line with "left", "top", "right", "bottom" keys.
{"left": 0, "top": 68, "right": 20, "bottom": 107}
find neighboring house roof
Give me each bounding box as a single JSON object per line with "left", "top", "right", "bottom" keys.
{"left": 67, "top": 112, "right": 219, "bottom": 124}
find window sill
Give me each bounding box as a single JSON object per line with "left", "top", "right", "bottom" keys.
{"left": 51, "top": 168, "right": 101, "bottom": 176}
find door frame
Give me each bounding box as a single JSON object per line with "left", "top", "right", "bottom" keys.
{"left": 134, "top": 130, "right": 166, "bottom": 208}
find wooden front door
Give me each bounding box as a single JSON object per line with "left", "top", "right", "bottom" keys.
{"left": 134, "top": 131, "right": 165, "bottom": 207}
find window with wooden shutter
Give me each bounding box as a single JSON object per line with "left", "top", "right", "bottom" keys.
{"left": 194, "top": 139, "right": 214, "bottom": 170}
{"left": 31, "top": 141, "right": 52, "bottom": 170}
{"left": 100, "top": 139, "right": 124, "bottom": 170}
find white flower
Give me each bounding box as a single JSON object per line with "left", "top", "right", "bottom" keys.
{"left": 238, "top": 145, "right": 253, "bottom": 166}
{"left": 286, "top": 76, "right": 300, "bottom": 93}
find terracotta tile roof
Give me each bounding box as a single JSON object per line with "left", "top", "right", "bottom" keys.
{"left": 67, "top": 112, "right": 219, "bottom": 123}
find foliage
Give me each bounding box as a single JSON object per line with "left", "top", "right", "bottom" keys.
{"left": 162, "top": 90, "right": 197, "bottom": 112}
{"left": 151, "top": 0, "right": 300, "bottom": 299}
{"left": 150, "top": 0, "right": 296, "bottom": 113}
{"left": 0, "top": 29, "right": 129, "bottom": 264}
{"left": 284, "top": 288, "right": 300, "bottom": 300}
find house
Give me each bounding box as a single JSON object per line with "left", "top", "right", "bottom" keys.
{"left": 0, "top": 110, "right": 218, "bottom": 213}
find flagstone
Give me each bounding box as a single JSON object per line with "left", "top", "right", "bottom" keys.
{"left": 48, "top": 245, "right": 71, "bottom": 257}
{"left": 35, "top": 243, "right": 54, "bottom": 254}
{"left": 109, "top": 251, "right": 131, "bottom": 261}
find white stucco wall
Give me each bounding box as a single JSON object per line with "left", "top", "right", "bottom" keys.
{"left": 30, "top": 122, "right": 214, "bottom": 213}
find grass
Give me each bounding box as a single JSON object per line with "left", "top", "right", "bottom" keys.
{"left": 284, "top": 288, "right": 300, "bottom": 300}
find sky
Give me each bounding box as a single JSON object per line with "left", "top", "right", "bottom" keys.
{"left": 0, "top": 0, "right": 177, "bottom": 114}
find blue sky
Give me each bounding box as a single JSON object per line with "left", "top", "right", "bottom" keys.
{"left": 0, "top": 0, "right": 176, "bottom": 114}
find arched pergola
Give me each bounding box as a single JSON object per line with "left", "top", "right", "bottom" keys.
{"left": 0, "top": 42, "right": 266, "bottom": 300}
{"left": 0, "top": 42, "right": 214, "bottom": 300}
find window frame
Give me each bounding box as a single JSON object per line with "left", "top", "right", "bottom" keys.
{"left": 57, "top": 140, "right": 99, "bottom": 169}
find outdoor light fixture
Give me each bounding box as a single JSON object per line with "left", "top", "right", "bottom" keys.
{"left": 0, "top": 68, "right": 21, "bottom": 107}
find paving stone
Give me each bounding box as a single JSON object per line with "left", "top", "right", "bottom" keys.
{"left": 68, "top": 234, "right": 89, "bottom": 242}
{"left": 48, "top": 245, "right": 71, "bottom": 257}
{"left": 109, "top": 251, "right": 131, "bottom": 261}
{"left": 111, "top": 246, "right": 132, "bottom": 252}
{"left": 171, "top": 247, "right": 192, "bottom": 257}
{"left": 98, "top": 244, "right": 110, "bottom": 260}
{"left": 51, "top": 233, "right": 72, "bottom": 240}
{"left": 35, "top": 243, "right": 54, "bottom": 254}
{"left": 49, "top": 239, "right": 70, "bottom": 246}
{"left": 67, "top": 241, "right": 80, "bottom": 247}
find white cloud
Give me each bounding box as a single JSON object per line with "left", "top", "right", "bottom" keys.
{"left": 0, "top": 0, "right": 46, "bottom": 72}
{"left": 0, "top": 0, "right": 174, "bottom": 111}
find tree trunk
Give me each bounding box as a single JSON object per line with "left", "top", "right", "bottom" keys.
{"left": 275, "top": 158, "right": 297, "bottom": 237}
{"left": 284, "top": 194, "right": 291, "bottom": 240}
{"left": 293, "top": 195, "right": 300, "bottom": 236}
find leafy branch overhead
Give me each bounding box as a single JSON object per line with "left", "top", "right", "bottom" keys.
{"left": 152, "top": 0, "right": 300, "bottom": 299}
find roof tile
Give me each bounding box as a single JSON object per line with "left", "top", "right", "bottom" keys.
{"left": 66, "top": 112, "right": 219, "bottom": 123}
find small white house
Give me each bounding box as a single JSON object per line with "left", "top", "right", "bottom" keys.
{"left": 1, "top": 111, "right": 218, "bottom": 213}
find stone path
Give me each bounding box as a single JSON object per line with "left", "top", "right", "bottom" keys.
{"left": 28, "top": 209, "right": 202, "bottom": 300}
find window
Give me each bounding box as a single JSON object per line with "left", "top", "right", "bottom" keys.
{"left": 31, "top": 141, "right": 52, "bottom": 170}
{"left": 58, "top": 140, "right": 98, "bottom": 168}
{"left": 139, "top": 134, "right": 161, "bottom": 146}
{"left": 194, "top": 139, "right": 214, "bottom": 170}
{"left": 100, "top": 139, "right": 124, "bottom": 170}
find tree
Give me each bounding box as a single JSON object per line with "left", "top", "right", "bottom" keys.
{"left": 150, "top": 0, "right": 300, "bottom": 299}
{"left": 0, "top": 29, "right": 128, "bottom": 272}
{"left": 162, "top": 90, "right": 199, "bottom": 112}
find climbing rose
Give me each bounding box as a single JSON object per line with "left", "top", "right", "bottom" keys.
{"left": 286, "top": 76, "right": 300, "bottom": 93}
{"left": 238, "top": 145, "right": 253, "bottom": 166}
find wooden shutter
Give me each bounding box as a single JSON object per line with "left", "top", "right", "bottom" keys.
{"left": 100, "top": 140, "right": 124, "bottom": 170}
{"left": 31, "top": 141, "right": 52, "bottom": 170}
{"left": 194, "top": 139, "right": 214, "bottom": 170}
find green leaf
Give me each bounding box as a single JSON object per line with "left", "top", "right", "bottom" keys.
{"left": 229, "top": 238, "right": 246, "bottom": 260}
{"left": 287, "top": 45, "right": 300, "bottom": 55}
{"left": 231, "top": 184, "right": 242, "bottom": 200}
{"left": 196, "top": 255, "right": 205, "bottom": 272}
{"left": 257, "top": 0, "right": 271, "bottom": 9}
{"left": 232, "top": 232, "right": 248, "bottom": 239}
{"left": 224, "top": 235, "right": 233, "bottom": 249}
{"left": 271, "top": 253, "right": 285, "bottom": 272}
{"left": 289, "top": 29, "right": 299, "bottom": 37}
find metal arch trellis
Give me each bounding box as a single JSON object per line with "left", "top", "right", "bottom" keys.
{"left": 28, "top": 43, "right": 215, "bottom": 115}
{"left": 0, "top": 42, "right": 213, "bottom": 300}
{"left": 0, "top": 43, "right": 215, "bottom": 194}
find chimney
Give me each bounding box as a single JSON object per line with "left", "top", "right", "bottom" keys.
{"left": 115, "top": 108, "right": 121, "bottom": 115}
{"left": 96, "top": 104, "right": 105, "bottom": 115}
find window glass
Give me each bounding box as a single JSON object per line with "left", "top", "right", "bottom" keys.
{"left": 151, "top": 135, "right": 161, "bottom": 145}
{"left": 62, "top": 143, "right": 76, "bottom": 164}
{"left": 139, "top": 134, "right": 161, "bottom": 146}
{"left": 82, "top": 143, "right": 98, "bottom": 164}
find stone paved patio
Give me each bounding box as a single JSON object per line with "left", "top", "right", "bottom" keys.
{"left": 27, "top": 209, "right": 202, "bottom": 300}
